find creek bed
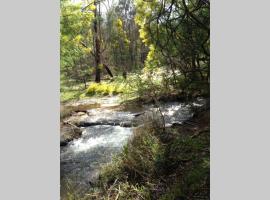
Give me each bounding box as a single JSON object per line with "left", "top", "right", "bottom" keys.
{"left": 60, "top": 96, "right": 206, "bottom": 199}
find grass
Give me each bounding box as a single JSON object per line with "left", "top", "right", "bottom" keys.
{"left": 122, "top": 69, "right": 210, "bottom": 102}
{"left": 60, "top": 71, "right": 189, "bottom": 103}
{"left": 60, "top": 81, "right": 87, "bottom": 103}
{"left": 61, "top": 89, "right": 83, "bottom": 102}
{"left": 69, "top": 110, "right": 210, "bottom": 200}
{"left": 61, "top": 77, "right": 129, "bottom": 103}
{"left": 61, "top": 68, "right": 209, "bottom": 104}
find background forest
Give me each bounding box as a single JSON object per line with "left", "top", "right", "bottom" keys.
{"left": 61, "top": 0, "right": 209, "bottom": 102}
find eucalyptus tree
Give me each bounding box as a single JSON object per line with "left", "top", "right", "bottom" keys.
{"left": 102, "top": 0, "right": 147, "bottom": 76}
{"left": 134, "top": 0, "right": 210, "bottom": 94}
{"left": 60, "top": 0, "right": 94, "bottom": 87}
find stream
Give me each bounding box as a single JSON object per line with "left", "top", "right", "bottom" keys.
{"left": 60, "top": 96, "right": 206, "bottom": 199}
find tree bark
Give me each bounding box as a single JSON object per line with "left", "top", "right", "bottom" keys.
{"left": 103, "top": 64, "right": 113, "bottom": 78}
{"left": 94, "top": 0, "right": 101, "bottom": 83}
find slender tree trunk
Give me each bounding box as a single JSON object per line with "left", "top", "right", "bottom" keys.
{"left": 94, "top": 0, "right": 101, "bottom": 83}
{"left": 103, "top": 64, "right": 113, "bottom": 78}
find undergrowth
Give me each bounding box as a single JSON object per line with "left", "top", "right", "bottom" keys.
{"left": 70, "top": 111, "right": 210, "bottom": 200}
{"left": 61, "top": 82, "right": 86, "bottom": 102}
{"left": 61, "top": 70, "right": 208, "bottom": 103}
{"left": 85, "top": 81, "right": 125, "bottom": 96}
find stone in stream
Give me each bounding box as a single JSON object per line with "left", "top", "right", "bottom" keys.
{"left": 120, "top": 121, "right": 132, "bottom": 127}
{"left": 60, "top": 139, "right": 71, "bottom": 147}
{"left": 78, "top": 121, "right": 121, "bottom": 127}
{"left": 78, "top": 108, "right": 135, "bottom": 127}
{"left": 65, "top": 98, "right": 102, "bottom": 109}
{"left": 60, "top": 123, "right": 83, "bottom": 146}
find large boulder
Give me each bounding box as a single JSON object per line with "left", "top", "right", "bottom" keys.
{"left": 60, "top": 123, "right": 83, "bottom": 146}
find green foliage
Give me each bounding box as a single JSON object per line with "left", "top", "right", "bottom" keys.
{"left": 122, "top": 69, "right": 175, "bottom": 101}
{"left": 95, "top": 181, "right": 151, "bottom": 200}
{"left": 105, "top": 12, "right": 132, "bottom": 71}
{"left": 61, "top": 89, "right": 82, "bottom": 102}
{"left": 60, "top": 0, "right": 210, "bottom": 101}
{"left": 119, "top": 127, "right": 164, "bottom": 180}
{"left": 159, "top": 182, "right": 183, "bottom": 200}
{"left": 107, "top": 182, "right": 151, "bottom": 200}
{"left": 60, "top": 0, "right": 94, "bottom": 86}
{"left": 134, "top": 0, "right": 210, "bottom": 95}
{"left": 85, "top": 81, "right": 125, "bottom": 96}
{"left": 60, "top": 81, "right": 87, "bottom": 102}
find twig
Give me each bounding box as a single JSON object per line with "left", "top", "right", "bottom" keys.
{"left": 191, "top": 129, "right": 209, "bottom": 138}
{"left": 63, "top": 121, "right": 81, "bottom": 130}
{"left": 115, "top": 184, "right": 120, "bottom": 200}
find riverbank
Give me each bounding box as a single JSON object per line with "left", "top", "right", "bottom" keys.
{"left": 60, "top": 94, "right": 207, "bottom": 147}
{"left": 61, "top": 94, "right": 209, "bottom": 199}
{"left": 60, "top": 89, "right": 210, "bottom": 198}
{"left": 86, "top": 108, "right": 209, "bottom": 200}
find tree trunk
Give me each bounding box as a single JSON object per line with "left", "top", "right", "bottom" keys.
{"left": 122, "top": 70, "right": 127, "bottom": 79}
{"left": 104, "top": 64, "right": 113, "bottom": 78}
{"left": 94, "top": 0, "right": 101, "bottom": 83}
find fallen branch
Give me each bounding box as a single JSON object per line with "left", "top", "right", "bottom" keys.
{"left": 63, "top": 121, "right": 81, "bottom": 130}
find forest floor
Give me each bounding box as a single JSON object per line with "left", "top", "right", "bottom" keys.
{"left": 61, "top": 82, "right": 87, "bottom": 103}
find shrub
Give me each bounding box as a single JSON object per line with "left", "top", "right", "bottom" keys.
{"left": 85, "top": 82, "right": 125, "bottom": 96}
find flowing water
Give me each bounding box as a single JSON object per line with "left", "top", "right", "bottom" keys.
{"left": 60, "top": 125, "right": 133, "bottom": 198}
{"left": 60, "top": 96, "right": 206, "bottom": 199}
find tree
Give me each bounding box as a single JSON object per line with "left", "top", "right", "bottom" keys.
{"left": 134, "top": 0, "right": 210, "bottom": 94}
{"left": 60, "top": 0, "right": 94, "bottom": 87}
{"left": 93, "top": 0, "right": 102, "bottom": 82}
{"left": 102, "top": 0, "right": 147, "bottom": 76}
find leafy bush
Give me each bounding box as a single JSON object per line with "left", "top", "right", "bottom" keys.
{"left": 85, "top": 81, "right": 125, "bottom": 96}
{"left": 122, "top": 71, "right": 163, "bottom": 100}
